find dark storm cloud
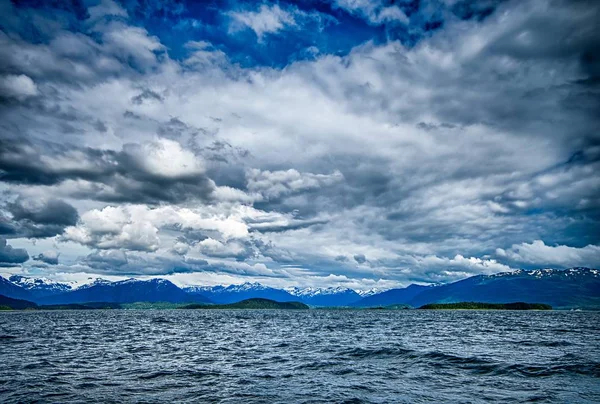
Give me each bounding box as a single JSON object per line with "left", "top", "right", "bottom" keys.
{"left": 33, "top": 251, "right": 60, "bottom": 265}
{"left": 433, "top": 3, "right": 600, "bottom": 135}
{"left": 0, "top": 237, "right": 29, "bottom": 265}
{"left": 75, "top": 249, "right": 270, "bottom": 277}
{"left": 82, "top": 250, "right": 128, "bottom": 271}
{"left": 9, "top": 198, "right": 79, "bottom": 226}
{"left": 0, "top": 138, "right": 216, "bottom": 204}
{"left": 261, "top": 148, "right": 598, "bottom": 261}
{"left": 248, "top": 218, "right": 329, "bottom": 233}
{"left": 0, "top": 138, "right": 117, "bottom": 185}
{"left": 1, "top": 198, "right": 78, "bottom": 239}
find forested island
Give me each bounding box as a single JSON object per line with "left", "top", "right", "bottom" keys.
{"left": 182, "top": 298, "right": 309, "bottom": 310}
{"left": 0, "top": 295, "right": 309, "bottom": 310}
{"left": 419, "top": 302, "right": 552, "bottom": 310}
{"left": 0, "top": 295, "right": 554, "bottom": 311}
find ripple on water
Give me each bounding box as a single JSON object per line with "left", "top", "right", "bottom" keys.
{"left": 0, "top": 310, "right": 599, "bottom": 403}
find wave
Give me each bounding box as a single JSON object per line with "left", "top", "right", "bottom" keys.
{"left": 138, "top": 369, "right": 223, "bottom": 380}
{"left": 334, "top": 346, "right": 600, "bottom": 378}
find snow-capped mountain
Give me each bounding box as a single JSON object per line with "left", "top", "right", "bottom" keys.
{"left": 185, "top": 283, "right": 362, "bottom": 306}
{"left": 185, "top": 282, "right": 298, "bottom": 304}
{"left": 353, "top": 284, "right": 432, "bottom": 307}
{"left": 8, "top": 275, "right": 74, "bottom": 298}
{"left": 406, "top": 267, "right": 600, "bottom": 309}
{"left": 37, "top": 278, "right": 209, "bottom": 305}
{"left": 0, "top": 275, "right": 32, "bottom": 301}
{"left": 356, "top": 288, "right": 386, "bottom": 297}
{"left": 285, "top": 286, "right": 362, "bottom": 306}
{"left": 1, "top": 267, "right": 598, "bottom": 308}
{"left": 353, "top": 267, "right": 600, "bottom": 308}
{"left": 491, "top": 267, "right": 599, "bottom": 279}
{"left": 75, "top": 278, "right": 113, "bottom": 289}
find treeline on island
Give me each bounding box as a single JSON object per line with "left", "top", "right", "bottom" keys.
{"left": 182, "top": 298, "right": 309, "bottom": 310}
{"left": 419, "top": 302, "right": 552, "bottom": 310}
{"left": 1, "top": 294, "right": 553, "bottom": 311}
{"left": 0, "top": 296, "right": 310, "bottom": 310}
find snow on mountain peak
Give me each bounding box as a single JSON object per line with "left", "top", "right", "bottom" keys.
{"left": 9, "top": 275, "right": 74, "bottom": 291}
{"left": 490, "top": 267, "right": 597, "bottom": 279}
{"left": 227, "top": 282, "right": 270, "bottom": 291}
{"left": 76, "top": 278, "right": 113, "bottom": 289}
{"left": 356, "top": 288, "right": 385, "bottom": 297}
{"left": 285, "top": 286, "right": 356, "bottom": 297}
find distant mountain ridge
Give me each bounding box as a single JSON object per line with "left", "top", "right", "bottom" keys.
{"left": 352, "top": 284, "right": 432, "bottom": 307}
{"left": 285, "top": 286, "right": 362, "bottom": 306}
{"left": 0, "top": 267, "right": 598, "bottom": 308}
{"left": 9, "top": 275, "right": 74, "bottom": 298}
{"left": 36, "top": 278, "right": 209, "bottom": 305}
{"left": 407, "top": 267, "right": 600, "bottom": 309}
{"left": 184, "top": 282, "right": 298, "bottom": 304}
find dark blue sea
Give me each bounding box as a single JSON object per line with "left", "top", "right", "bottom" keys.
{"left": 1, "top": 310, "right": 599, "bottom": 403}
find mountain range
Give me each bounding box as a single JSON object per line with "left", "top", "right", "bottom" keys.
{"left": 184, "top": 282, "right": 297, "bottom": 304}
{"left": 0, "top": 267, "right": 598, "bottom": 309}
{"left": 285, "top": 286, "right": 363, "bottom": 306}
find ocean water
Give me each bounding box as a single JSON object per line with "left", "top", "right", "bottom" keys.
{"left": 0, "top": 310, "right": 599, "bottom": 403}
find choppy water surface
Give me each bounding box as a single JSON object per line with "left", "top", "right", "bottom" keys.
{"left": 0, "top": 310, "right": 599, "bottom": 403}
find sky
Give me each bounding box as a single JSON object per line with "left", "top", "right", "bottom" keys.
{"left": 0, "top": 0, "right": 599, "bottom": 290}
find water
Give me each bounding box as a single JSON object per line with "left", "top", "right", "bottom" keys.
{"left": 0, "top": 310, "right": 598, "bottom": 403}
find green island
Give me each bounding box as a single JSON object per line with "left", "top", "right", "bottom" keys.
{"left": 182, "top": 298, "right": 309, "bottom": 310}
{"left": 0, "top": 296, "right": 309, "bottom": 310}
{"left": 0, "top": 294, "right": 553, "bottom": 311}
{"left": 418, "top": 302, "right": 552, "bottom": 310}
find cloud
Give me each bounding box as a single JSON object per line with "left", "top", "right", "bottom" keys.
{"left": 183, "top": 40, "right": 229, "bottom": 68}
{"left": 226, "top": 4, "right": 297, "bottom": 40}
{"left": 247, "top": 217, "right": 329, "bottom": 233}
{"left": 61, "top": 204, "right": 250, "bottom": 252}
{"left": 131, "top": 88, "right": 163, "bottom": 105}
{"left": 0, "top": 237, "right": 29, "bottom": 265}
{"left": 497, "top": 240, "right": 600, "bottom": 269}
{"left": 334, "top": 0, "right": 409, "bottom": 25}
{"left": 0, "top": 74, "right": 38, "bottom": 100}
{"left": 62, "top": 206, "right": 160, "bottom": 252}
{"left": 0, "top": 138, "right": 216, "bottom": 204}
{"left": 8, "top": 198, "right": 79, "bottom": 227}
{"left": 170, "top": 241, "right": 189, "bottom": 256}
{"left": 225, "top": 3, "right": 335, "bottom": 42}
{"left": 0, "top": 0, "right": 597, "bottom": 286}
{"left": 354, "top": 254, "right": 367, "bottom": 264}
{"left": 91, "top": 22, "right": 165, "bottom": 71}
{"left": 122, "top": 138, "right": 206, "bottom": 178}
{"left": 246, "top": 169, "right": 344, "bottom": 200}
{"left": 407, "top": 254, "right": 515, "bottom": 282}
{"left": 82, "top": 249, "right": 128, "bottom": 271}
{"left": 33, "top": 250, "right": 60, "bottom": 265}
{"left": 1, "top": 198, "right": 79, "bottom": 239}
{"left": 87, "top": 0, "right": 127, "bottom": 22}
{"left": 193, "top": 238, "right": 255, "bottom": 261}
